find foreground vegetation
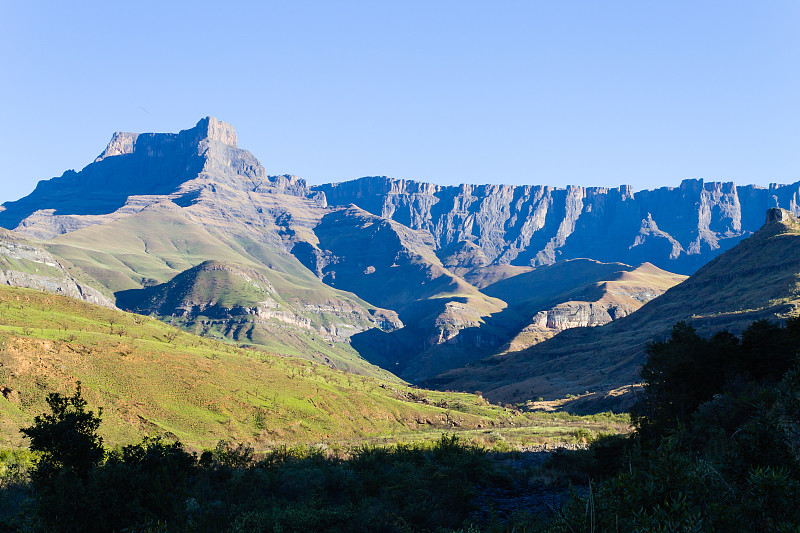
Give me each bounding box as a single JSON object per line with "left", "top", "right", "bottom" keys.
{"left": 4, "top": 318, "right": 798, "bottom": 531}
{"left": 549, "top": 318, "right": 800, "bottom": 532}
{"left": 0, "top": 381, "right": 606, "bottom": 532}
{"left": 2, "top": 418, "right": 540, "bottom": 532}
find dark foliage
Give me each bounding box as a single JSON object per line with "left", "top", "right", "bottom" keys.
{"left": 633, "top": 319, "right": 800, "bottom": 442}
{"left": 552, "top": 319, "right": 800, "bottom": 532}
{"left": 20, "top": 382, "right": 103, "bottom": 482}
{"left": 7, "top": 421, "right": 520, "bottom": 532}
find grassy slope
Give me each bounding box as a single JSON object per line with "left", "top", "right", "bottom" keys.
{"left": 484, "top": 260, "right": 687, "bottom": 352}
{"left": 42, "top": 204, "right": 395, "bottom": 376}
{"left": 46, "top": 204, "right": 320, "bottom": 293}
{"left": 461, "top": 264, "right": 534, "bottom": 289}
{"left": 311, "top": 206, "right": 506, "bottom": 321}
{"left": 434, "top": 213, "right": 800, "bottom": 403}
{"left": 0, "top": 255, "right": 64, "bottom": 279}
{"left": 117, "top": 260, "right": 397, "bottom": 378}
{"left": 482, "top": 259, "right": 685, "bottom": 311}
{"left": 0, "top": 286, "right": 627, "bottom": 451}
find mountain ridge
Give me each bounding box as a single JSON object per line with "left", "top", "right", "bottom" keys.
{"left": 316, "top": 176, "right": 800, "bottom": 275}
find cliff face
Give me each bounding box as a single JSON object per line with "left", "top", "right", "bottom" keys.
{"left": 316, "top": 177, "right": 800, "bottom": 274}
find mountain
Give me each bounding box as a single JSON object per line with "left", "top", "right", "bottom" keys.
{"left": 316, "top": 176, "right": 800, "bottom": 275}
{"left": 432, "top": 208, "right": 800, "bottom": 403}
{"left": 0, "top": 117, "right": 699, "bottom": 390}
{"left": 291, "top": 205, "right": 510, "bottom": 379}
{"left": 482, "top": 260, "right": 686, "bottom": 353}
{"left": 0, "top": 118, "right": 404, "bottom": 376}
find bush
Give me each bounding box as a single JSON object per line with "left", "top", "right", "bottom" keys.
{"left": 21, "top": 382, "right": 103, "bottom": 482}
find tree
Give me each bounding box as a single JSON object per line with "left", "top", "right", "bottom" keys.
{"left": 21, "top": 381, "right": 104, "bottom": 481}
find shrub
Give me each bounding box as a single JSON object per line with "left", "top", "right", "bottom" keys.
{"left": 21, "top": 381, "right": 103, "bottom": 482}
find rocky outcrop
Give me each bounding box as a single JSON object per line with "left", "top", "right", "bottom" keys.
{"left": 529, "top": 301, "right": 624, "bottom": 331}
{"left": 316, "top": 177, "right": 800, "bottom": 274}
{"left": 0, "top": 230, "right": 114, "bottom": 307}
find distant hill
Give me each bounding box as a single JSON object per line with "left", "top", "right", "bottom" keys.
{"left": 482, "top": 260, "right": 686, "bottom": 353}
{"left": 432, "top": 208, "right": 800, "bottom": 403}
{"left": 116, "top": 259, "right": 399, "bottom": 377}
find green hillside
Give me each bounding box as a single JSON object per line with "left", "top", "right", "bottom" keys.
{"left": 115, "top": 259, "right": 396, "bottom": 377}
{"left": 42, "top": 204, "right": 400, "bottom": 376}
{"left": 0, "top": 286, "right": 626, "bottom": 450}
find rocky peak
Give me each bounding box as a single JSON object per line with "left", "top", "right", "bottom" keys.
{"left": 95, "top": 117, "right": 237, "bottom": 164}
{"left": 765, "top": 207, "right": 797, "bottom": 225}
{"left": 95, "top": 132, "right": 140, "bottom": 162}
{"left": 194, "top": 116, "right": 237, "bottom": 147}
{"left": 1, "top": 117, "right": 269, "bottom": 236}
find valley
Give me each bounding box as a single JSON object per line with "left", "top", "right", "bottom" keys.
{"left": 0, "top": 117, "right": 752, "bottom": 394}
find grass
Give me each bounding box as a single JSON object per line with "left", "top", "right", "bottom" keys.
{"left": 0, "top": 285, "right": 629, "bottom": 452}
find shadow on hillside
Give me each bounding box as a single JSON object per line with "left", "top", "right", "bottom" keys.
{"left": 0, "top": 154, "right": 203, "bottom": 230}
{"left": 350, "top": 299, "right": 531, "bottom": 382}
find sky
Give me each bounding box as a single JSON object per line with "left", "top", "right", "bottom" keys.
{"left": 1, "top": 1, "right": 799, "bottom": 204}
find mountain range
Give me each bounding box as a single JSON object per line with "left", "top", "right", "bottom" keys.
{"left": 2, "top": 117, "right": 798, "bottom": 404}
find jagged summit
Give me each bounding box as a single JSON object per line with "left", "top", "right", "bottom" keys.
{"left": 196, "top": 116, "right": 238, "bottom": 147}
{"left": 0, "top": 117, "right": 264, "bottom": 237}
{"left": 318, "top": 175, "right": 800, "bottom": 274}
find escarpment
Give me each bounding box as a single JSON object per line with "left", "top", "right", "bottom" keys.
{"left": 317, "top": 177, "right": 800, "bottom": 275}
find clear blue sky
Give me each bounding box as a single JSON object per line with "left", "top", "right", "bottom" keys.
{"left": 1, "top": 1, "right": 799, "bottom": 204}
